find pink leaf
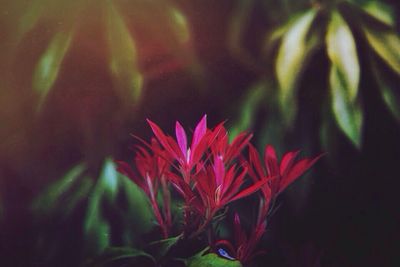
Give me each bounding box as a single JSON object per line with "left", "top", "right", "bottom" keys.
{"left": 213, "top": 154, "right": 225, "bottom": 186}
{"left": 191, "top": 114, "right": 207, "bottom": 151}
{"left": 175, "top": 121, "right": 187, "bottom": 159}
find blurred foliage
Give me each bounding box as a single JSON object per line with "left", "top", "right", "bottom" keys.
{"left": 228, "top": 0, "right": 400, "bottom": 149}
{"left": 30, "top": 159, "right": 153, "bottom": 265}
{"left": 0, "top": 0, "right": 399, "bottom": 266}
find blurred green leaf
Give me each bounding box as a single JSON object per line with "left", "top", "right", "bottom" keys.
{"left": 16, "top": 0, "right": 50, "bottom": 40}
{"left": 326, "top": 10, "right": 360, "bottom": 101}
{"left": 362, "top": 24, "right": 400, "bottom": 75}
{"left": 84, "top": 159, "right": 120, "bottom": 254}
{"left": 106, "top": 1, "right": 142, "bottom": 103}
{"left": 99, "top": 159, "right": 119, "bottom": 202}
{"left": 188, "top": 251, "right": 242, "bottom": 267}
{"left": 228, "top": 0, "right": 253, "bottom": 46}
{"left": 63, "top": 176, "right": 94, "bottom": 215}
{"left": 276, "top": 9, "right": 317, "bottom": 124}
{"left": 32, "top": 164, "right": 85, "bottom": 214}
{"left": 32, "top": 29, "right": 74, "bottom": 108}
{"left": 361, "top": 1, "right": 395, "bottom": 26}
{"left": 167, "top": 6, "right": 190, "bottom": 44}
{"left": 118, "top": 174, "right": 154, "bottom": 238}
{"left": 84, "top": 159, "right": 153, "bottom": 254}
{"left": 330, "top": 66, "right": 363, "bottom": 148}
{"left": 229, "top": 81, "right": 267, "bottom": 141}
{"left": 370, "top": 56, "right": 400, "bottom": 122}
{"left": 379, "top": 78, "right": 400, "bottom": 122}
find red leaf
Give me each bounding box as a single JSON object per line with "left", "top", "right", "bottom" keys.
{"left": 280, "top": 150, "right": 299, "bottom": 177}
{"left": 229, "top": 177, "right": 265, "bottom": 203}
{"left": 147, "top": 119, "right": 178, "bottom": 159}
{"left": 191, "top": 114, "right": 207, "bottom": 151}
{"left": 249, "top": 144, "right": 264, "bottom": 180}
{"left": 264, "top": 145, "right": 279, "bottom": 177}
{"left": 280, "top": 154, "right": 322, "bottom": 193}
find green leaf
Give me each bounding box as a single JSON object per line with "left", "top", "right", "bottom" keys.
{"left": 148, "top": 234, "right": 182, "bottom": 260}
{"left": 228, "top": 0, "right": 254, "bottom": 51}
{"left": 32, "top": 29, "right": 74, "bottom": 108}
{"left": 330, "top": 66, "right": 363, "bottom": 148}
{"left": 31, "top": 164, "right": 85, "bottom": 214}
{"left": 326, "top": 10, "right": 360, "bottom": 101}
{"left": 16, "top": 0, "right": 50, "bottom": 40}
{"left": 362, "top": 24, "right": 400, "bottom": 75}
{"left": 229, "top": 81, "right": 267, "bottom": 141}
{"left": 84, "top": 161, "right": 118, "bottom": 254}
{"left": 370, "top": 56, "right": 400, "bottom": 122}
{"left": 361, "top": 1, "right": 395, "bottom": 26}
{"left": 119, "top": 173, "right": 154, "bottom": 236}
{"left": 99, "top": 159, "right": 119, "bottom": 202}
{"left": 275, "top": 9, "right": 317, "bottom": 124}
{"left": 89, "top": 246, "right": 155, "bottom": 267}
{"left": 63, "top": 176, "right": 93, "bottom": 216}
{"left": 167, "top": 6, "right": 190, "bottom": 44}
{"left": 187, "top": 251, "right": 242, "bottom": 267}
{"left": 106, "top": 1, "right": 142, "bottom": 104}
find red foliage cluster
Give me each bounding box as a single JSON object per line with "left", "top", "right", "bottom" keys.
{"left": 117, "top": 115, "right": 320, "bottom": 263}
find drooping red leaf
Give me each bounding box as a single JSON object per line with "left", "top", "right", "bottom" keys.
{"left": 147, "top": 119, "right": 179, "bottom": 160}
{"left": 229, "top": 176, "right": 266, "bottom": 203}
{"left": 226, "top": 132, "right": 252, "bottom": 163}
{"left": 279, "top": 155, "right": 321, "bottom": 193}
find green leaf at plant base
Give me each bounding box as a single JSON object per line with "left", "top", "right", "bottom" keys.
{"left": 118, "top": 173, "right": 154, "bottom": 239}
{"left": 362, "top": 24, "right": 400, "bottom": 75}
{"left": 106, "top": 1, "right": 143, "bottom": 104}
{"left": 326, "top": 10, "right": 360, "bottom": 101}
{"left": 148, "top": 234, "right": 182, "bottom": 260}
{"left": 361, "top": 1, "right": 395, "bottom": 27}
{"left": 275, "top": 9, "right": 318, "bottom": 125}
{"left": 99, "top": 159, "right": 119, "bottom": 202}
{"left": 83, "top": 159, "right": 121, "bottom": 254}
{"left": 32, "top": 28, "right": 74, "bottom": 109}
{"left": 330, "top": 66, "right": 363, "bottom": 148}
{"left": 88, "top": 246, "right": 155, "bottom": 267}
{"left": 187, "top": 251, "right": 242, "bottom": 267}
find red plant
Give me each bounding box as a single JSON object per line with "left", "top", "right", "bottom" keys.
{"left": 213, "top": 144, "right": 321, "bottom": 263}
{"left": 117, "top": 138, "right": 172, "bottom": 238}
{"left": 247, "top": 144, "right": 321, "bottom": 222}
{"left": 117, "top": 115, "right": 321, "bottom": 263}
{"left": 147, "top": 115, "right": 209, "bottom": 183}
